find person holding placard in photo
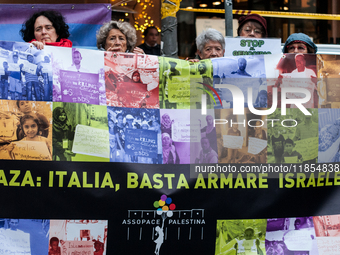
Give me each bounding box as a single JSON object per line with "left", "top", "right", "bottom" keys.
{"left": 226, "top": 123, "right": 241, "bottom": 164}
{"left": 0, "top": 61, "right": 10, "bottom": 100}
{"left": 22, "top": 53, "right": 43, "bottom": 101}
{"left": 248, "top": 121, "right": 267, "bottom": 163}
{"left": 195, "top": 137, "right": 218, "bottom": 164}
{"left": 8, "top": 51, "right": 23, "bottom": 100}
{"left": 270, "top": 126, "right": 285, "bottom": 164}
{"left": 162, "top": 132, "right": 179, "bottom": 164}
{"left": 282, "top": 139, "right": 303, "bottom": 163}
{"left": 41, "top": 55, "right": 53, "bottom": 101}
{"left": 52, "top": 107, "right": 73, "bottom": 161}
{"left": 234, "top": 227, "right": 264, "bottom": 255}
{"left": 4, "top": 114, "right": 52, "bottom": 160}
{"left": 200, "top": 114, "right": 217, "bottom": 154}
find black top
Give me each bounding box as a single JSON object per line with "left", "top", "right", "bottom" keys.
{"left": 137, "top": 43, "right": 161, "bottom": 56}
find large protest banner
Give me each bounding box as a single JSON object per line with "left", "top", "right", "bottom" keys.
{"left": 1, "top": 41, "right": 340, "bottom": 255}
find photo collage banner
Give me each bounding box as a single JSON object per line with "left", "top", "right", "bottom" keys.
{"left": 0, "top": 42, "right": 338, "bottom": 165}
{"left": 1, "top": 40, "right": 340, "bottom": 254}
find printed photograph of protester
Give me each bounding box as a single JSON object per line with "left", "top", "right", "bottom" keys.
{"left": 52, "top": 102, "right": 109, "bottom": 162}
{"left": 190, "top": 109, "right": 217, "bottom": 164}
{"left": 266, "top": 217, "right": 318, "bottom": 255}
{"left": 0, "top": 41, "right": 53, "bottom": 101}
{"left": 212, "top": 55, "right": 267, "bottom": 109}
{"left": 0, "top": 218, "right": 49, "bottom": 255}
{"left": 215, "top": 109, "right": 267, "bottom": 164}
{"left": 267, "top": 108, "right": 318, "bottom": 164}
{"left": 0, "top": 100, "right": 52, "bottom": 160}
{"left": 107, "top": 106, "right": 161, "bottom": 163}
{"left": 318, "top": 108, "right": 340, "bottom": 162}
{"left": 267, "top": 53, "right": 317, "bottom": 108}
{"left": 160, "top": 109, "right": 192, "bottom": 164}
{"left": 188, "top": 59, "right": 214, "bottom": 109}
{"left": 316, "top": 54, "right": 340, "bottom": 108}
{"left": 48, "top": 47, "right": 106, "bottom": 105}
{"left": 104, "top": 52, "right": 159, "bottom": 108}
{"left": 159, "top": 57, "right": 192, "bottom": 109}
{"left": 49, "top": 220, "right": 107, "bottom": 255}
{"left": 215, "top": 219, "right": 266, "bottom": 255}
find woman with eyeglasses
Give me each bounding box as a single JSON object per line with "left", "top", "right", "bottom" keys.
{"left": 283, "top": 33, "right": 318, "bottom": 53}
{"left": 237, "top": 14, "right": 267, "bottom": 38}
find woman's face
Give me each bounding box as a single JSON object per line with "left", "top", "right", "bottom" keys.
{"left": 108, "top": 121, "right": 114, "bottom": 129}
{"left": 287, "top": 42, "right": 308, "bottom": 53}
{"left": 206, "top": 115, "right": 213, "bottom": 126}
{"left": 239, "top": 21, "right": 264, "bottom": 38}
{"left": 19, "top": 101, "right": 32, "bottom": 114}
{"left": 259, "top": 95, "right": 266, "bottom": 107}
{"left": 132, "top": 73, "right": 140, "bottom": 82}
{"left": 34, "top": 15, "right": 59, "bottom": 43}
{"left": 105, "top": 29, "right": 127, "bottom": 52}
{"left": 162, "top": 135, "right": 170, "bottom": 147}
{"left": 255, "top": 121, "right": 263, "bottom": 131}
{"left": 163, "top": 114, "right": 170, "bottom": 123}
{"left": 59, "top": 112, "right": 66, "bottom": 122}
{"left": 198, "top": 41, "right": 224, "bottom": 60}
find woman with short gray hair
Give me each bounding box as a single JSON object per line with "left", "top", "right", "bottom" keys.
{"left": 96, "top": 20, "right": 144, "bottom": 54}
{"left": 188, "top": 28, "right": 225, "bottom": 62}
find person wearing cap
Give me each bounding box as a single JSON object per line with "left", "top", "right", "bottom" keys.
{"left": 283, "top": 33, "right": 317, "bottom": 54}
{"left": 125, "top": 114, "right": 135, "bottom": 129}
{"left": 141, "top": 120, "right": 150, "bottom": 130}
{"left": 292, "top": 53, "right": 316, "bottom": 77}
{"left": 237, "top": 14, "right": 267, "bottom": 38}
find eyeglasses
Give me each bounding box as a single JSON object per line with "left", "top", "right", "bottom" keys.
{"left": 242, "top": 27, "right": 263, "bottom": 35}
{"left": 287, "top": 44, "right": 307, "bottom": 53}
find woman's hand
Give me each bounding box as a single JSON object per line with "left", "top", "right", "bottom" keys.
{"left": 31, "top": 41, "right": 45, "bottom": 50}
{"left": 185, "top": 58, "right": 199, "bottom": 63}
{"left": 132, "top": 47, "right": 145, "bottom": 54}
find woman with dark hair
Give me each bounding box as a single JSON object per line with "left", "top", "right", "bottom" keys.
{"left": 162, "top": 132, "right": 180, "bottom": 164}
{"left": 52, "top": 107, "right": 72, "bottom": 161}
{"left": 20, "top": 10, "right": 72, "bottom": 49}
